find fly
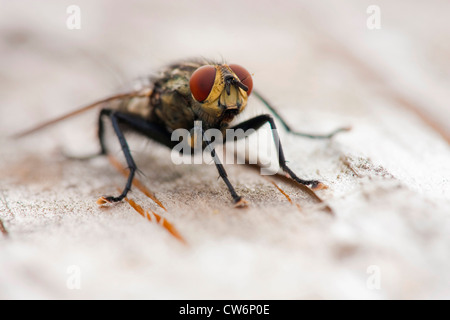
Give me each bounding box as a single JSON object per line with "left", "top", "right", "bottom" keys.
{"left": 13, "top": 58, "right": 349, "bottom": 207}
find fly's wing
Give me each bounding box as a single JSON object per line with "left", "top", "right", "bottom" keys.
{"left": 11, "top": 89, "right": 152, "bottom": 139}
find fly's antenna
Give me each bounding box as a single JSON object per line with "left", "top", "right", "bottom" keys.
{"left": 235, "top": 80, "right": 249, "bottom": 92}
{"left": 224, "top": 75, "right": 249, "bottom": 94}
{"left": 11, "top": 91, "right": 151, "bottom": 139}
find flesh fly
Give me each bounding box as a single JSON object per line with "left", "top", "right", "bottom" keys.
{"left": 14, "top": 58, "right": 348, "bottom": 207}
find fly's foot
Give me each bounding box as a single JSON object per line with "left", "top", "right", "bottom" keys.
{"left": 309, "top": 180, "right": 328, "bottom": 191}
{"left": 96, "top": 197, "right": 108, "bottom": 205}
{"left": 283, "top": 166, "right": 328, "bottom": 191}
{"left": 96, "top": 195, "right": 124, "bottom": 205}
{"left": 234, "top": 197, "right": 249, "bottom": 208}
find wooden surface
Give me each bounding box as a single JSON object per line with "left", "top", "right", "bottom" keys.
{"left": 1, "top": 0, "right": 449, "bottom": 299}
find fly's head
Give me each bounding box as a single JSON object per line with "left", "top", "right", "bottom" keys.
{"left": 189, "top": 64, "right": 253, "bottom": 127}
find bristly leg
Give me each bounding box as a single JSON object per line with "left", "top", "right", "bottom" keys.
{"left": 97, "top": 109, "right": 137, "bottom": 203}
{"left": 253, "top": 90, "right": 350, "bottom": 139}
{"left": 228, "top": 114, "right": 327, "bottom": 190}
{"left": 202, "top": 128, "right": 248, "bottom": 208}
{"left": 96, "top": 109, "right": 175, "bottom": 204}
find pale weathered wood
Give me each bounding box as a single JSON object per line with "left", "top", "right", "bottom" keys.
{"left": 0, "top": 0, "right": 449, "bottom": 299}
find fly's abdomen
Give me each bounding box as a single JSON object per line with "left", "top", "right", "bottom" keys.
{"left": 109, "top": 77, "right": 154, "bottom": 119}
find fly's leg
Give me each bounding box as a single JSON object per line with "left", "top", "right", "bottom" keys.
{"left": 202, "top": 129, "right": 247, "bottom": 207}
{"left": 253, "top": 90, "right": 350, "bottom": 139}
{"left": 229, "top": 114, "right": 325, "bottom": 189}
{"left": 98, "top": 109, "right": 137, "bottom": 202}
{"left": 58, "top": 110, "right": 111, "bottom": 161}
{"left": 98, "top": 110, "right": 247, "bottom": 206}
{"left": 97, "top": 109, "right": 108, "bottom": 156}
{"left": 55, "top": 113, "right": 108, "bottom": 161}
{"left": 98, "top": 109, "right": 174, "bottom": 203}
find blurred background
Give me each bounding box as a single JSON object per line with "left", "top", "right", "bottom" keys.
{"left": 0, "top": 0, "right": 449, "bottom": 299}
{"left": 1, "top": 0, "right": 449, "bottom": 138}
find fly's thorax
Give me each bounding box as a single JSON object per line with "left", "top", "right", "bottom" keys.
{"left": 149, "top": 63, "right": 200, "bottom": 131}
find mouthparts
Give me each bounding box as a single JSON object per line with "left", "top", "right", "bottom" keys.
{"left": 220, "top": 107, "right": 239, "bottom": 123}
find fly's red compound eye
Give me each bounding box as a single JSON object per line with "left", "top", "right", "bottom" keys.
{"left": 190, "top": 65, "right": 216, "bottom": 102}
{"left": 229, "top": 64, "right": 253, "bottom": 96}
